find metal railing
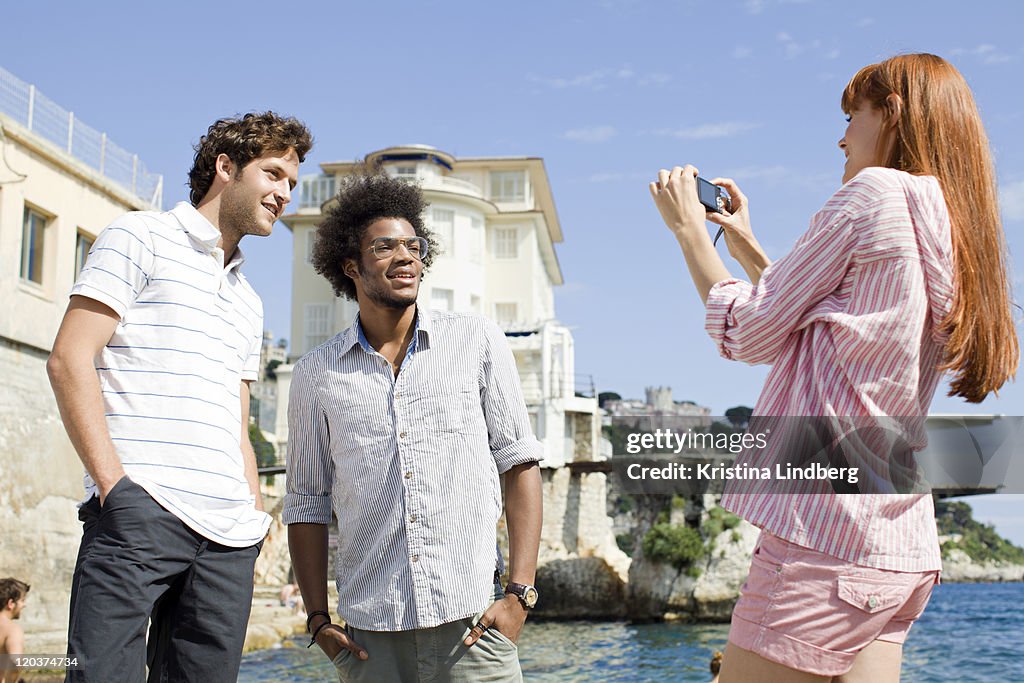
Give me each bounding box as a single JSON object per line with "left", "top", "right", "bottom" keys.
{"left": 0, "top": 65, "right": 162, "bottom": 209}
{"left": 518, "top": 373, "right": 597, "bottom": 401}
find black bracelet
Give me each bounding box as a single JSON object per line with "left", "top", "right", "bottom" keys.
{"left": 306, "top": 610, "right": 331, "bottom": 632}
{"left": 307, "top": 619, "right": 332, "bottom": 649}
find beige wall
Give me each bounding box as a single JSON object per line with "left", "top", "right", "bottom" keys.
{"left": 0, "top": 116, "right": 148, "bottom": 631}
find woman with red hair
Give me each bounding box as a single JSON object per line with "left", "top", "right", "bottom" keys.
{"left": 650, "top": 53, "right": 1018, "bottom": 682}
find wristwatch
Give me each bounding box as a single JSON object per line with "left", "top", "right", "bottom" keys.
{"left": 504, "top": 582, "right": 539, "bottom": 609}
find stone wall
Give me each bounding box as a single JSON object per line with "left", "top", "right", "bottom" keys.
{"left": 0, "top": 339, "right": 83, "bottom": 632}
{"left": 532, "top": 467, "right": 632, "bottom": 618}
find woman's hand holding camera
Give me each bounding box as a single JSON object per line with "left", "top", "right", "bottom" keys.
{"left": 649, "top": 165, "right": 708, "bottom": 243}
{"left": 649, "top": 166, "right": 770, "bottom": 285}
{"left": 648, "top": 164, "right": 731, "bottom": 303}
{"left": 703, "top": 177, "right": 771, "bottom": 284}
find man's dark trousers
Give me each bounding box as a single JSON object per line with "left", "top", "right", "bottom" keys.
{"left": 65, "top": 476, "right": 260, "bottom": 682}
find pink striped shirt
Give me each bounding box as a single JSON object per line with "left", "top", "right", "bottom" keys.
{"left": 707, "top": 167, "right": 954, "bottom": 572}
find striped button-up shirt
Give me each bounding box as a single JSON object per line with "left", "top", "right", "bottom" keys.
{"left": 283, "top": 309, "right": 543, "bottom": 630}
{"left": 70, "top": 202, "right": 270, "bottom": 547}
{"left": 708, "top": 168, "right": 954, "bottom": 572}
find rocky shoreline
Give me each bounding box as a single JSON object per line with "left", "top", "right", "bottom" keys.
{"left": 940, "top": 552, "right": 1024, "bottom": 582}
{"left": 532, "top": 492, "right": 1024, "bottom": 622}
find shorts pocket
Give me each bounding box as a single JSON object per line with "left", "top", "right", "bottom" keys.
{"left": 836, "top": 575, "right": 910, "bottom": 614}
{"left": 99, "top": 475, "right": 137, "bottom": 515}
{"left": 484, "top": 625, "right": 518, "bottom": 650}
{"left": 749, "top": 533, "right": 789, "bottom": 574}
{"left": 331, "top": 648, "right": 352, "bottom": 668}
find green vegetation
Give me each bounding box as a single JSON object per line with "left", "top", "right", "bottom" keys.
{"left": 642, "top": 523, "right": 704, "bottom": 569}
{"left": 704, "top": 506, "right": 741, "bottom": 540}
{"left": 936, "top": 500, "right": 1024, "bottom": 564}
{"left": 249, "top": 423, "right": 276, "bottom": 469}
{"left": 639, "top": 502, "right": 748, "bottom": 574}
{"left": 616, "top": 533, "right": 637, "bottom": 557}
{"left": 265, "top": 359, "right": 282, "bottom": 380}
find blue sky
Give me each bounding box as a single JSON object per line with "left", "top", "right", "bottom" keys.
{"left": 4, "top": 0, "right": 1022, "bottom": 542}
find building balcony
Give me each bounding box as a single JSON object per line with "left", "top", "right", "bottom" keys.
{"left": 297, "top": 174, "right": 337, "bottom": 211}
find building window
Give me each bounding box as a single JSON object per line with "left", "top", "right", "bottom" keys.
{"left": 493, "top": 227, "right": 518, "bottom": 259}
{"left": 75, "top": 231, "right": 95, "bottom": 280}
{"left": 431, "top": 287, "right": 454, "bottom": 312}
{"left": 489, "top": 171, "right": 525, "bottom": 202}
{"left": 470, "top": 217, "right": 483, "bottom": 263}
{"left": 299, "top": 174, "right": 336, "bottom": 210}
{"left": 20, "top": 207, "right": 48, "bottom": 285}
{"left": 306, "top": 229, "right": 316, "bottom": 264}
{"left": 494, "top": 302, "right": 518, "bottom": 323}
{"left": 432, "top": 209, "right": 455, "bottom": 257}
{"left": 303, "top": 303, "right": 332, "bottom": 353}
{"left": 393, "top": 165, "right": 417, "bottom": 178}
{"left": 470, "top": 295, "right": 481, "bottom": 313}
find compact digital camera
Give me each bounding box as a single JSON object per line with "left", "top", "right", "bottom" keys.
{"left": 696, "top": 177, "right": 731, "bottom": 214}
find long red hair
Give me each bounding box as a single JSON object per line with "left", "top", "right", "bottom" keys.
{"left": 842, "top": 53, "right": 1018, "bottom": 403}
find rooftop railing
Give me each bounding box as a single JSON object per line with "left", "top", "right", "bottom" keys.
{"left": 0, "top": 65, "right": 162, "bottom": 209}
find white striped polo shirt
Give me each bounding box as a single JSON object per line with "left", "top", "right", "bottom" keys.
{"left": 283, "top": 308, "right": 543, "bottom": 631}
{"left": 71, "top": 201, "right": 271, "bottom": 547}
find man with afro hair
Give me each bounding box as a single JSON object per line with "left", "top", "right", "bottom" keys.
{"left": 284, "top": 173, "right": 543, "bottom": 682}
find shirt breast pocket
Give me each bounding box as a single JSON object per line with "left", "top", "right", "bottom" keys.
{"left": 408, "top": 384, "right": 480, "bottom": 433}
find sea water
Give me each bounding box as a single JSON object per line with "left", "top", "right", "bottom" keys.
{"left": 238, "top": 582, "right": 1024, "bottom": 682}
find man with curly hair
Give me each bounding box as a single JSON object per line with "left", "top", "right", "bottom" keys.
{"left": 284, "top": 173, "right": 543, "bottom": 682}
{"left": 47, "top": 112, "right": 312, "bottom": 682}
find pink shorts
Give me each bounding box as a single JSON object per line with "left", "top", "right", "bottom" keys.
{"left": 728, "top": 531, "right": 939, "bottom": 677}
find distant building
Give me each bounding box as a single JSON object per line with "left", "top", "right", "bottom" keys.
{"left": 603, "top": 386, "right": 711, "bottom": 429}
{"left": 250, "top": 331, "right": 287, "bottom": 432}
{"left": 276, "top": 145, "right": 598, "bottom": 468}
{"left": 0, "top": 64, "right": 162, "bottom": 627}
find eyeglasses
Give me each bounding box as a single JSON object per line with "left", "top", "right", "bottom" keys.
{"left": 366, "top": 236, "right": 429, "bottom": 261}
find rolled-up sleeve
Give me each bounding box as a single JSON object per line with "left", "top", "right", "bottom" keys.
{"left": 282, "top": 359, "right": 334, "bottom": 525}
{"left": 479, "top": 319, "right": 544, "bottom": 473}
{"left": 705, "top": 208, "right": 857, "bottom": 365}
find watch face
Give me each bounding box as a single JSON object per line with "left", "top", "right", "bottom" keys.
{"left": 524, "top": 586, "right": 539, "bottom": 608}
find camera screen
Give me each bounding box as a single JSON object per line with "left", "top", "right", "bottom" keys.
{"left": 696, "top": 178, "right": 719, "bottom": 207}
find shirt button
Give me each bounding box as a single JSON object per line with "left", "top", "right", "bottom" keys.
{"left": 409, "top": 514, "right": 417, "bottom": 523}
{"left": 405, "top": 471, "right": 412, "bottom": 479}
{"left": 868, "top": 596, "right": 878, "bottom": 609}
{"left": 411, "top": 555, "right": 419, "bottom": 563}
{"left": 395, "top": 391, "right": 401, "bottom": 399}
{"left": 399, "top": 432, "right": 407, "bottom": 439}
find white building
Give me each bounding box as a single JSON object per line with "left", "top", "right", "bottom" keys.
{"left": 277, "top": 145, "right": 598, "bottom": 469}
{"left": 0, "top": 64, "right": 162, "bottom": 630}
{"left": 250, "top": 331, "right": 287, "bottom": 432}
